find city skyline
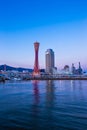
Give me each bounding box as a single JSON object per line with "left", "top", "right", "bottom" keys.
{"left": 0, "top": 0, "right": 87, "bottom": 69}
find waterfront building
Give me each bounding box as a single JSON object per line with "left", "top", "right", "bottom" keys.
{"left": 72, "top": 62, "right": 83, "bottom": 74}
{"left": 64, "top": 65, "right": 69, "bottom": 72}
{"left": 52, "top": 67, "right": 57, "bottom": 75}
{"left": 33, "top": 41, "right": 40, "bottom": 76}
{"left": 72, "top": 63, "right": 76, "bottom": 74}
{"left": 45, "top": 49, "right": 55, "bottom": 74}
{"left": 78, "top": 62, "right": 83, "bottom": 74}
{"left": 59, "top": 65, "right": 70, "bottom": 74}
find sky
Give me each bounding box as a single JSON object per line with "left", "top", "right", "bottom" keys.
{"left": 0, "top": 0, "right": 87, "bottom": 70}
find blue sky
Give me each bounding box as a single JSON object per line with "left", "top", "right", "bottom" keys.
{"left": 0, "top": 0, "right": 87, "bottom": 70}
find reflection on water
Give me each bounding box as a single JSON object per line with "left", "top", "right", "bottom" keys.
{"left": 46, "top": 80, "right": 55, "bottom": 107}
{"left": 0, "top": 80, "right": 87, "bottom": 130}
{"left": 70, "top": 80, "right": 82, "bottom": 90}
{"left": 33, "top": 80, "right": 39, "bottom": 105}
{"left": 70, "top": 80, "right": 85, "bottom": 100}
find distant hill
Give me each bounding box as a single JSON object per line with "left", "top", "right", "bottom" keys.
{"left": 0, "top": 65, "right": 33, "bottom": 72}
{"left": 0, "top": 65, "right": 45, "bottom": 72}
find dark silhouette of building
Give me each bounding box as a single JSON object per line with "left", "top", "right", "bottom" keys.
{"left": 64, "top": 65, "right": 69, "bottom": 71}
{"left": 78, "top": 62, "right": 83, "bottom": 74}
{"left": 72, "top": 62, "right": 83, "bottom": 74}
{"left": 72, "top": 63, "right": 76, "bottom": 74}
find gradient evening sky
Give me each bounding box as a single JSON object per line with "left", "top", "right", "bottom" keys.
{"left": 0, "top": 0, "right": 87, "bottom": 70}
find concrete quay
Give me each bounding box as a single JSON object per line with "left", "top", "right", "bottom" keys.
{"left": 25, "top": 76, "right": 87, "bottom": 80}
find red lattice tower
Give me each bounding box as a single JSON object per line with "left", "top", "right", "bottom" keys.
{"left": 33, "top": 42, "right": 40, "bottom": 75}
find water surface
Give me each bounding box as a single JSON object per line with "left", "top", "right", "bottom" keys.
{"left": 0, "top": 80, "right": 87, "bottom": 130}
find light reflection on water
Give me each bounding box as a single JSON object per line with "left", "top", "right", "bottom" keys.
{"left": 0, "top": 80, "right": 87, "bottom": 130}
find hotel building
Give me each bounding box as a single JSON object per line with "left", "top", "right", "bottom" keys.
{"left": 45, "top": 49, "right": 55, "bottom": 74}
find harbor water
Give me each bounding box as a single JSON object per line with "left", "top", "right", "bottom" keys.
{"left": 0, "top": 80, "right": 87, "bottom": 130}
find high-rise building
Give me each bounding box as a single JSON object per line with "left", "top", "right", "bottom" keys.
{"left": 78, "top": 62, "right": 82, "bottom": 74}
{"left": 45, "top": 49, "right": 55, "bottom": 74}
{"left": 33, "top": 41, "right": 40, "bottom": 76}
